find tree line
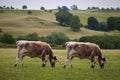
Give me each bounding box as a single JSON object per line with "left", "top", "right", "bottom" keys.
{"left": 87, "top": 7, "right": 120, "bottom": 11}
{"left": 0, "top": 32, "right": 120, "bottom": 49}
{"left": 79, "top": 34, "right": 120, "bottom": 49}
{"left": 86, "top": 16, "right": 120, "bottom": 31}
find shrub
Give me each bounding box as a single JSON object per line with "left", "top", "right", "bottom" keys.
{"left": 0, "top": 33, "right": 15, "bottom": 44}
{"left": 87, "top": 16, "right": 99, "bottom": 30}
{"left": 70, "top": 15, "right": 82, "bottom": 32}
{"left": 79, "top": 34, "right": 120, "bottom": 49}
{"left": 16, "top": 33, "right": 40, "bottom": 41}
{"left": 46, "top": 32, "right": 70, "bottom": 45}
{"left": 28, "top": 10, "right": 32, "bottom": 14}
{"left": 55, "top": 10, "right": 73, "bottom": 26}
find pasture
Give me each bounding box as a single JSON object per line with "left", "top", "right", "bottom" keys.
{"left": 0, "top": 10, "right": 120, "bottom": 39}
{"left": 0, "top": 48, "right": 120, "bottom": 80}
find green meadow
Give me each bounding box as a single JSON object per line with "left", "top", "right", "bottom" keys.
{"left": 0, "top": 10, "right": 120, "bottom": 80}
{"left": 0, "top": 48, "right": 120, "bottom": 80}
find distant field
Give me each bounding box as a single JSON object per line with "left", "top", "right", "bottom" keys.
{"left": 0, "top": 48, "right": 120, "bottom": 80}
{"left": 0, "top": 9, "right": 120, "bottom": 39}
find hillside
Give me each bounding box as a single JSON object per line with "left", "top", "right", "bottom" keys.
{"left": 0, "top": 9, "right": 120, "bottom": 39}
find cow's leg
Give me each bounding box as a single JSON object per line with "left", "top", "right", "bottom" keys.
{"left": 69, "top": 56, "right": 73, "bottom": 68}
{"left": 19, "top": 55, "right": 25, "bottom": 67}
{"left": 90, "top": 56, "right": 95, "bottom": 68}
{"left": 14, "top": 55, "right": 20, "bottom": 67}
{"left": 98, "top": 56, "right": 105, "bottom": 68}
{"left": 63, "top": 57, "right": 69, "bottom": 68}
{"left": 14, "top": 55, "right": 24, "bottom": 67}
{"left": 63, "top": 56, "right": 73, "bottom": 68}
{"left": 42, "top": 57, "right": 46, "bottom": 67}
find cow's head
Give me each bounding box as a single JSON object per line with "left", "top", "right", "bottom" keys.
{"left": 50, "top": 56, "right": 58, "bottom": 68}
{"left": 100, "top": 57, "right": 106, "bottom": 68}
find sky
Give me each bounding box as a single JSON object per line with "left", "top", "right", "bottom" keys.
{"left": 0, "top": 0, "right": 120, "bottom": 10}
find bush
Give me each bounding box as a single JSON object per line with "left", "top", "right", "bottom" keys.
{"left": 0, "top": 28, "right": 2, "bottom": 32}
{"left": 45, "top": 32, "right": 70, "bottom": 45}
{"left": 0, "top": 42, "right": 16, "bottom": 48}
{"left": 55, "top": 10, "right": 73, "bottom": 26}
{"left": 70, "top": 15, "right": 82, "bottom": 32}
{"left": 79, "top": 34, "right": 120, "bottom": 49}
{"left": 87, "top": 16, "right": 99, "bottom": 30}
{"left": 16, "top": 33, "right": 40, "bottom": 41}
{"left": 28, "top": 10, "right": 32, "bottom": 14}
{"left": 0, "top": 33, "right": 15, "bottom": 44}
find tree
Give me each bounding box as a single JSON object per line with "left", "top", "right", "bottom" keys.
{"left": 71, "top": 5, "right": 78, "bottom": 10}
{"left": 87, "top": 7, "right": 91, "bottom": 10}
{"left": 87, "top": 16, "right": 99, "bottom": 30}
{"left": 98, "top": 22, "right": 108, "bottom": 31}
{"left": 62, "top": 6, "right": 69, "bottom": 11}
{"left": 107, "top": 17, "right": 115, "bottom": 30}
{"left": 40, "top": 6, "right": 45, "bottom": 11}
{"left": 28, "top": 10, "right": 32, "bottom": 14}
{"left": 46, "top": 32, "right": 70, "bottom": 45}
{"left": 70, "top": 15, "right": 81, "bottom": 31}
{"left": 22, "top": 5, "right": 27, "bottom": 9}
{"left": 10, "top": 6, "right": 14, "bottom": 9}
{"left": 0, "top": 33, "right": 15, "bottom": 44}
{"left": 16, "top": 33, "right": 40, "bottom": 41}
{"left": 55, "top": 10, "right": 73, "bottom": 26}
{"left": 114, "top": 17, "right": 120, "bottom": 31}
{"left": 0, "top": 28, "right": 2, "bottom": 32}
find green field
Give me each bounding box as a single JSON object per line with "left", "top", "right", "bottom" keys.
{"left": 0, "top": 48, "right": 120, "bottom": 80}
{"left": 0, "top": 10, "right": 120, "bottom": 39}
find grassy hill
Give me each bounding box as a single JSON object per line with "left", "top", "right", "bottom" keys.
{"left": 0, "top": 9, "right": 120, "bottom": 39}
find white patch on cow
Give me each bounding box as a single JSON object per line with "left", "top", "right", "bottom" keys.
{"left": 91, "top": 62, "right": 95, "bottom": 66}
{"left": 45, "top": 55, "right": 49, "bottom": 61}
{"left": 66, "top": 41, "right": 77, "bottom": 47}
{"left": 101, "top": 60, "right": 104, "bottom": 64}
{"left": 64, "top": 58, "right": 70, "bottom": 66}
{"left": 19, "top": 48, "right": 28, "bottom": 55}
{"left": 69, "top": 49, "right": 76, "bottom": 56}
{"left": 42, "top": 61, "right": 46, "bottom": 64}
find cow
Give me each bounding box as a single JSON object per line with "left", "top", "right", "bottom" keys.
{"left": 14, "top": 40, "right": 57, "bottom": 68}
{"left": 63, "top": 42, "right": 106, "bottom": 69}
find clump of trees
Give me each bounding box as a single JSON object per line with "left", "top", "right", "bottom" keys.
{"left": 55, "top": 10, "right": 82, "bottom": 31}
{"left": 16, "top": 33, "right": 40, "bottom": 41}
{"left": 87, "top": 7, "right": 120, "bottom": 11}
{"left": 0, "top": 32, "right": 69, "bottom": 48}
{"left": 0, "top": 33, "right": 15, "bottom": 44}
{"left": 79, "top": 34, "right": 120, "bottom": 49}
{"left": 0, "top": 32, "right": 120, "bottom": 49}
{"left": 71, "top": 5, "right": 78, "bottom": 10}
{"left": 45, "top": 32, "right": 70, "bottom": 45}
{"left": 86, "top": 16, "right": 120, "bottom": 31}
{"left": 22, "top": 5, "right": 27, "bottom": 9}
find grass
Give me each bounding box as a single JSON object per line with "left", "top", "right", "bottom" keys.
{"left": 0, "top": 9, "right": 120, "bottom": 39}
{"left": 0, "top": 48, "right": 120, "bottom": 80}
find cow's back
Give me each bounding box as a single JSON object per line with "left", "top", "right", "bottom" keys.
{"left": 71, "top": 42, "right": 102, "bottom": 58}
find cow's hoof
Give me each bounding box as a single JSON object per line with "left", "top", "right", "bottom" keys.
{"left": 14, "top": 64, "right": 17, "bottom": 67}
{"left": 63, "top": 65, "right": 66, "bottom": 69}
{"left": 91, "top": 65, "right": 95, "bottom": 68}
{"left": 42, "top": 64, "right": 46, "bottom": 67}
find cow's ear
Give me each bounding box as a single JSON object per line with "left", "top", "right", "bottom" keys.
{"left": 53, "top": 56, "right": 57, "bottom": 60}
{"left": 102, "top": 57, "right": 106, "bottom": 61}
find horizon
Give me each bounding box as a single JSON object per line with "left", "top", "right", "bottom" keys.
{"left": 0, "top": 0, "right": 120, "bottom": 10}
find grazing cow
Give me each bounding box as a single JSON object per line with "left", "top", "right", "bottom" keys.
{"left": 14, "top": 40, "right": 57, "bottom": 68}
{"left": 63, "top": 42, "right": 106, "bottom": 68}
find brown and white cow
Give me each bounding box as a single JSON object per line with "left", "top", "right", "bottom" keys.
{"left": 14, "top": 40, "right": 57, "bottom": 68}
{"left": 63, "top": 42, "right": 106, "bottom": 69}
